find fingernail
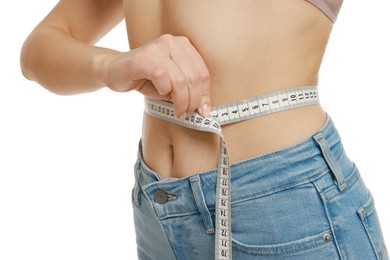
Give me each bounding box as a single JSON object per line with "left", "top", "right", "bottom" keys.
{"left": 202, "top": 104, "right": 210, "bottom": 116}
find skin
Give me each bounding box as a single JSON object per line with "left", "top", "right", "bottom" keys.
{"left": 21, "top": 0, "right": 331, "bottom": 178}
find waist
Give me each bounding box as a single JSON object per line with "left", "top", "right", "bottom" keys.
{"left": 141, "top": 86, "right": 327, "bottom": 178}
{"left": 136, "top": 114, "right": 354, "bottom": 213}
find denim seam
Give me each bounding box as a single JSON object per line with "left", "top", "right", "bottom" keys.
{"left": 360, "top": 191, "right": 375, "bottom": 217}
{"left": 231, "top": 230, "right": 333, "bottom": 256}
{"left": 313, "top": 181, "right": 344, "bottom": 260}
{"left": 321, "top": 165, "right": 360, "bottom": 203}
{"left": 132, "top": 185, "right": 140, "bottom": 208}
{"left": 313, "top": 164, "right": 361, "bottom": 259}
{"left": 313, "top": 147, "right": 357, "bottom": 201}
{"left": 132, "top": 160, "right": 142, "bottom": 208}
{"left": 190, "top": 176, "right": 215, "bottom": 234}
{"left": 357, "top": 193, "right": 381, "bottom": 259}
{"left": 142, "top": 192, "right": 179, "bottom": 260}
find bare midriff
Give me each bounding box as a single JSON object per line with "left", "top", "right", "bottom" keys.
{"left": 123, "top": 0, "right": 331, "bottom": 178}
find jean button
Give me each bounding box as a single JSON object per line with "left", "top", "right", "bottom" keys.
{"left": 154, "top": 190, "right": 168, "bottom": 204}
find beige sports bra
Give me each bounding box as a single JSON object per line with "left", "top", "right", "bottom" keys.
{"left": 305, "top": 0, "right": 344, "bottom": 23}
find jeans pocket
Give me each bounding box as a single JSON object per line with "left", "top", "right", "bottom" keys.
{"left": 232, "top": 230, "right": 336, "bottom": 258}
{"left": 357, "top": 192, "right": 389, "bottom": 260}
{"left": 231, "top": 182, "right": 340, "bottom": 258}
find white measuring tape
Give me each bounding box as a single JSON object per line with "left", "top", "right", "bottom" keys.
{"left": 144, "top": 86, "right": 319, "bottom": 260}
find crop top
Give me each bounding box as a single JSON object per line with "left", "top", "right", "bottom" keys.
{"left": 305, "top": 0, "right": 344, "bottom": 23}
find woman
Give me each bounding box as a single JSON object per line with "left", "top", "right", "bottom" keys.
{"left": 21, "top": 0, "right": 388, "bottom": 259}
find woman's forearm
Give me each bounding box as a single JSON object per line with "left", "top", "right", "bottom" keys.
{"left": 20, "top": 26, "right": 211, "bottom": 117}
{"left": 20, "top": 26, "right": 119, "bottom": 95}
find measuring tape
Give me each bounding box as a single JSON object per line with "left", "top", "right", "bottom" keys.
{"left": 144, "top": 86, "right": 319, "bottom": 260}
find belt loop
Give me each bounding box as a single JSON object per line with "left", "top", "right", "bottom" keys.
{"left": 314, "top": 132, "right": 347, "bottom": 191}
{"left": 189, "top": 175, "right": 215, "bottom": 234}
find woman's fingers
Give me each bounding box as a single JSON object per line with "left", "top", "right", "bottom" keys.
{"left": 168, "top": 36, "right": 203, "bottom": 115}
{"left": 110, "top": 34, "right": 211, "bottom": 118}
{"left": 179, "top": 36, "right": 211, "bottom": 116}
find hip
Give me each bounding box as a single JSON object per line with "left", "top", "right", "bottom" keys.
{"left": 132, "top": 115, "right": 388, "bottom": 259}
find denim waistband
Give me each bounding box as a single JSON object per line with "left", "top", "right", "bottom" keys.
{"left": 134, "top": 115, "right": 355, "bottom": 220}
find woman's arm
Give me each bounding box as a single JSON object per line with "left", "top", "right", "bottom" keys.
{"left": 20, "top": 0, "right": 211, "bottom": 117}
{"left": 20, "top": 0, "right": 124, "bottom": 95}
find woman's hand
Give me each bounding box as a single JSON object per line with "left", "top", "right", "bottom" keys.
{"left": 104, "top": 34, "right": 211, "bottom": 118}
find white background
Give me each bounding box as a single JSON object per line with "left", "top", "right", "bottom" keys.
{"left": 1, "top": 1, "right": 389, "bottom": 259}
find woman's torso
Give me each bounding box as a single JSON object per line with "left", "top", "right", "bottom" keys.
{"left": 123, "top": 0, "right": 334, "bottom": 178}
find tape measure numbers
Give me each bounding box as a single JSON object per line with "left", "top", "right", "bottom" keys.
{"left": 144, "top": 86, "right": 320, "bottom": 260}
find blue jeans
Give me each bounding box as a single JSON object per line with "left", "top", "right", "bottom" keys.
{"left": 132, "top": 115, "right": 388, "bottom": 259}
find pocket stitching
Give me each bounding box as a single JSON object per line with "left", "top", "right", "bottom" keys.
{"left": 232, "top": 230, "right": 333, "bottom": 256}
{"left": 357, "top": 192, "right": 384, "bottom": 259}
